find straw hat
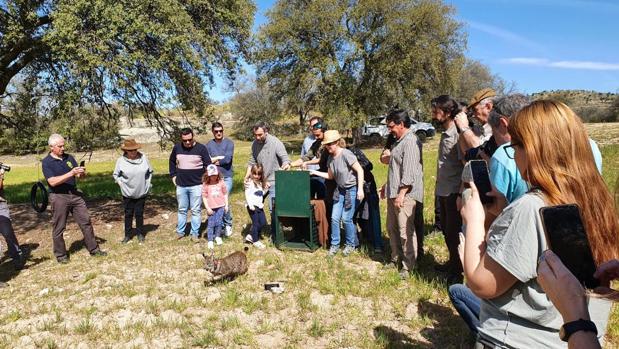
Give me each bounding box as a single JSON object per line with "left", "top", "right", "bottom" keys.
{"left": 321, "top": 130, "right": 342, "bottom": 145}
{"left": 468, "top": 88, "right": 497, "bottom": 108}
{"left": 120, "top": 138, "right": 141, "bottom": 151}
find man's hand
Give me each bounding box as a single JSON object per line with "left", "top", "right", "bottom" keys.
{"left": 73, "top": 167, "right": 86, "bottom": 178}
{"left": 454, "top": 111, "right": 470, "bottom": 130}
{"left": 380, "top": 149, "right": 391, "bottom": 165}
{"left": 281, "top": 163, "right": 291, "bottom": 171}
{"left": 172, "top": 176, "right": 177, "bottom": 186}
{"left": 357, "top": 189, "right": 364, "bottom": 202}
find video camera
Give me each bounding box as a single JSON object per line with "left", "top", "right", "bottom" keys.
{"left": 0, "top": 163, "right": 10, "bottom": 172}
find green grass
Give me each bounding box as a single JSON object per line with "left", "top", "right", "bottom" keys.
{"left": 0, "top": 130, "right": 617, "bottom": 348}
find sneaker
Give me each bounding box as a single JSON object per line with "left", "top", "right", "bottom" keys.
{"left": 137, "top": 235, "right": 145, "bottom": 243}
{"left": 215, "top": 237, "right": 223, "bottom": 245}
{"left": 207, "top": 241, "right": 214, "bottom": 249}
{"left": 121, "top": 236, "right": 131, "bottom": 244}
{"left": 57, "top": 256, "right": 70, "bottom": 264}
{"left": 342, "top": 245, "right": 356, "bottom": 256}
{"left": 328, "top": 246, "right": 339, "bottom": 256}
{"left": 253, "top": 241, "right": 266, "bottom": 249}
{"left": 176, "top": 234, "right": 185, "bottom": 240}
{"left": 245, "top": 234, "right": 254, "bottom": 244}
{"left": 225, "top": 226, "right": 233, "bottom": 237}
{"left": 90, "top": 250, "right": 108, "bottom": 257}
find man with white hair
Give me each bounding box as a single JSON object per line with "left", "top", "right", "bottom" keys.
{"left": 42, "top": 134, "right": 107, "bottom": 263}
{"left": 455, "top": 88, "right": 496, "bottom": 151}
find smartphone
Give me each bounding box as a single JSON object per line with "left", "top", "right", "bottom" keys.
{"left": 539, "top": 204, "right": 599, "bottom": 289}
{"left": 79, "top": 160, "right": 85, "bottom": 167}
{"left": 469, "top": 160, "right": 493, "bottom": 204}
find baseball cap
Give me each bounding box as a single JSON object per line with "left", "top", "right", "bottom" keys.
{"left": 206, "top": 164, "right": 218, "bottom": 176}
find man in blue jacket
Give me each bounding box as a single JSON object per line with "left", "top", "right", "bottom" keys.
{"left": 169, "top": 128, "right": 211, "bottom": 242}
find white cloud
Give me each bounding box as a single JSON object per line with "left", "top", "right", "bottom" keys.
{"left": 465, "top": 20, "right": 547, "bottom": 53}
{"left": 500, "top": 57, "right": 619, "bottom": 71}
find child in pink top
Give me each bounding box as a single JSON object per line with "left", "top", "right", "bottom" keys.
{"left": 202, "top": 164, "right": 229, "bottom": 249}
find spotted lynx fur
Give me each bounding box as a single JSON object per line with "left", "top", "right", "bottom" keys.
{"left": 203, "top": 247, "right": 249, "bottom": 282}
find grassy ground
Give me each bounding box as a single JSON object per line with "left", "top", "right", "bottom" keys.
{"left": 0, "top": 124, "right": 617, "bottom": 348}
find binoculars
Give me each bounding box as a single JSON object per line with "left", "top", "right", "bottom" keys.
{"left": 0, "top": 163, "right": 10, "bottom": 172}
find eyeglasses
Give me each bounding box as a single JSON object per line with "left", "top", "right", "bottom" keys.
{"left": 182, "top": 138, "right": 193, "bottom": 143}
{"left": 213, "top": 129, "right": 223, "bottom": 134}
{"left": 503, "top": 142, "right": 520, "bottom": 159}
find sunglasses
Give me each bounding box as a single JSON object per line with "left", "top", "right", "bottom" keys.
{"left": 213, "top": 129, "right": 223, "bottom": 134}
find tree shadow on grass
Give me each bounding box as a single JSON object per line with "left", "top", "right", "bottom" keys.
{"left": 417, "top": 300, "right": 474, "bottom": 348}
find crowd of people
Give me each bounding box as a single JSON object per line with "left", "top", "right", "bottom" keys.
{"left": 0, "top": 88, "right": 618, "bottom": 348}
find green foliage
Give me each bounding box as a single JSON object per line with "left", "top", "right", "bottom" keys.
{"left": 254, "top": 0, "right": 466, "bottom": 132}
{"left": 454, "top": 58, "right": 515, "bottom": 102}
{"left": 532, "top": 90, "right": 618, "bottom": 123}
{"left": 228, "top": 80, "right": 285, "bottom": 140}
{"left": 0, "top": 0, "right": 255, "bottom": 143}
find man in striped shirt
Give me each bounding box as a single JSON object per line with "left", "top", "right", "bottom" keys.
{"left": 169, "top": 128, "right": 211, "bottom": 242}
{"left": 381, "top": 109, "right": 423, "bottom": 279}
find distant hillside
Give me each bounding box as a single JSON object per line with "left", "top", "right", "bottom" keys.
{"left": 531, "top": 90, "right": 618, "bottom": 122}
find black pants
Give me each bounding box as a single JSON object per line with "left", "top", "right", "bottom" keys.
{"left": 123, "top": 196, "right": 146, "bottom": 237}
{"left": 50, "top": 193, "right": 99, "bottom": 259}
{"left": 439, "top": 194, "right": 463, "bottom": 275}
{"left": 0, "top": 216, "right": 21, "bottom": 260}
{"left": 414, "top": 201, "right": 424, "bottom": 256}
{"left": 247, "top": 207, "right": 267, "bottom": 242}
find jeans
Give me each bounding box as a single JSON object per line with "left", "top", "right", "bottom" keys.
{"left": 122, "top": 196, "right": 146, "bottom": 237}
{"left": 247, "top": 207, "right": 267, "bottom": 242}
{"left": 222, "top": 176, "right": 233, "bottom": 229}
{"left": 448, "top": 283, "right": 481, "bottom": 335}
{"left": 176, "top": 184, "right": 202, "bottom": 237}
{"left": 331, "top": 186, "right": 358, "bottom": 248}
{"left": 206, "top": 207, "right": 224, "bottom": 241}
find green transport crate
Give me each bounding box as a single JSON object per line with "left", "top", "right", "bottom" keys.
{"left": 273, "top": 170, "right": 319, "bottom": 251}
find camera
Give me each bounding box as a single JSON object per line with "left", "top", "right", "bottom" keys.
{"left": 0, "top": 163, "right": 10, "bottom": 172}
{"left": 464, "top": 138, "right": 498, "bottom": 161}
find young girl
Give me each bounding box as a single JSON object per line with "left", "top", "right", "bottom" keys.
{"left": 202, "top": 164, "right": 229, "bottom": 249}
{"left": 244, "top": 164, "right": 267, "bottom": 249}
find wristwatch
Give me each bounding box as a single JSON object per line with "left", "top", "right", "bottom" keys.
{"left": 559, "top": 319, "right": 597, "bottom": 342}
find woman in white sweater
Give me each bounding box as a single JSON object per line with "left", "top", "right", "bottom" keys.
{"left": 112, "top": 139, "right": 153, "bottom": 243}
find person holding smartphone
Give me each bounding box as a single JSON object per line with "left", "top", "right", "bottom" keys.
{"left": 42, "top": 133, "right": 107, "bottom": 263}
{"left": 459, "top": 100, "right": 619, "bottom": 348}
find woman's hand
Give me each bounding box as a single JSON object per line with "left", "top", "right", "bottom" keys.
{"left": 357, "top": 189, "right": 364, "bottom": 201}
{"left": 460, "top": 181, "right": 485, "bottom": 227}
{"left": 537, "top": 250, "right": 589, "bottom": 322}
{"left": 206, "top": 208, "right": 214, "bottom": 216}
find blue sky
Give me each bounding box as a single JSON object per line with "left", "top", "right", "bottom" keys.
{"left": 207, "top": 0, "right": 619, "bottom": 102}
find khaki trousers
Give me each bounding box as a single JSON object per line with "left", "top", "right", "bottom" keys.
{"left": 387, "top": 196, "right": 417, "bottom": 271}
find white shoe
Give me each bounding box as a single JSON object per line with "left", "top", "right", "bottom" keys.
{"left": 215, "top": 237, "right": 223, "bottom": 245}
{"left": 245, "top": 234, "right": 253, "bottom": 243}
{"left": 207, "top": 241, "right": 214, "bottom": 249}
{"left": 225, "top": 226, "right": 233, "bottom": 237}
{"left": 253, "top": 241, "right": 266, "bottom": 249}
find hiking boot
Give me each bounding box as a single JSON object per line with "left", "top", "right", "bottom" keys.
{"left": 225, "top": 226, "right": 233, "bottom": 237}
{"left": 121, "top": 236, "right": 131, "bottom": 244}
{"left": 245, "top": 234, "right": 254, "bottom": 244}
{"left": 342, "top": 245, "right": 356, "bottom": 256}
{"left": 137, "top": 234, "right": 145, "bottom": 243}
{"left": 215, "top": 237, "right": 223, "bottom": 245}
{"left": 328, "top": 246, "right": 339, "bottom": 257}
{"left": 253, "top": 241, "right": 266, "bottom": 249}
{"left": 57, "top": 256, "right": 70, "bottom": 264}
{"left": 207, "top": 241, "right": 214, "bottom": 249}
{"left": 90, "top": 250, "right": 108, "bottom": 257}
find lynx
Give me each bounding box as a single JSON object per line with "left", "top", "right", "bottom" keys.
{"left": 203, "top": 247, "right": 249, "bottom": 283}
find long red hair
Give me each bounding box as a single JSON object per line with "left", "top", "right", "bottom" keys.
{"left": 509, "top": 100, "right": 619, "bottom": 264}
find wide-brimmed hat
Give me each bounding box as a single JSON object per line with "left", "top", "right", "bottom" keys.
{"left": 121, "top": 139, "right": 141, "bottom": 151}
{"left": 322, "top": 130, "right": 342, "bottom": 145}
{"left": 206, "top": 164, "right": 219, "bottom": 176}
{"left": 468, "top": 88, "right": 497, "bottom": 108}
